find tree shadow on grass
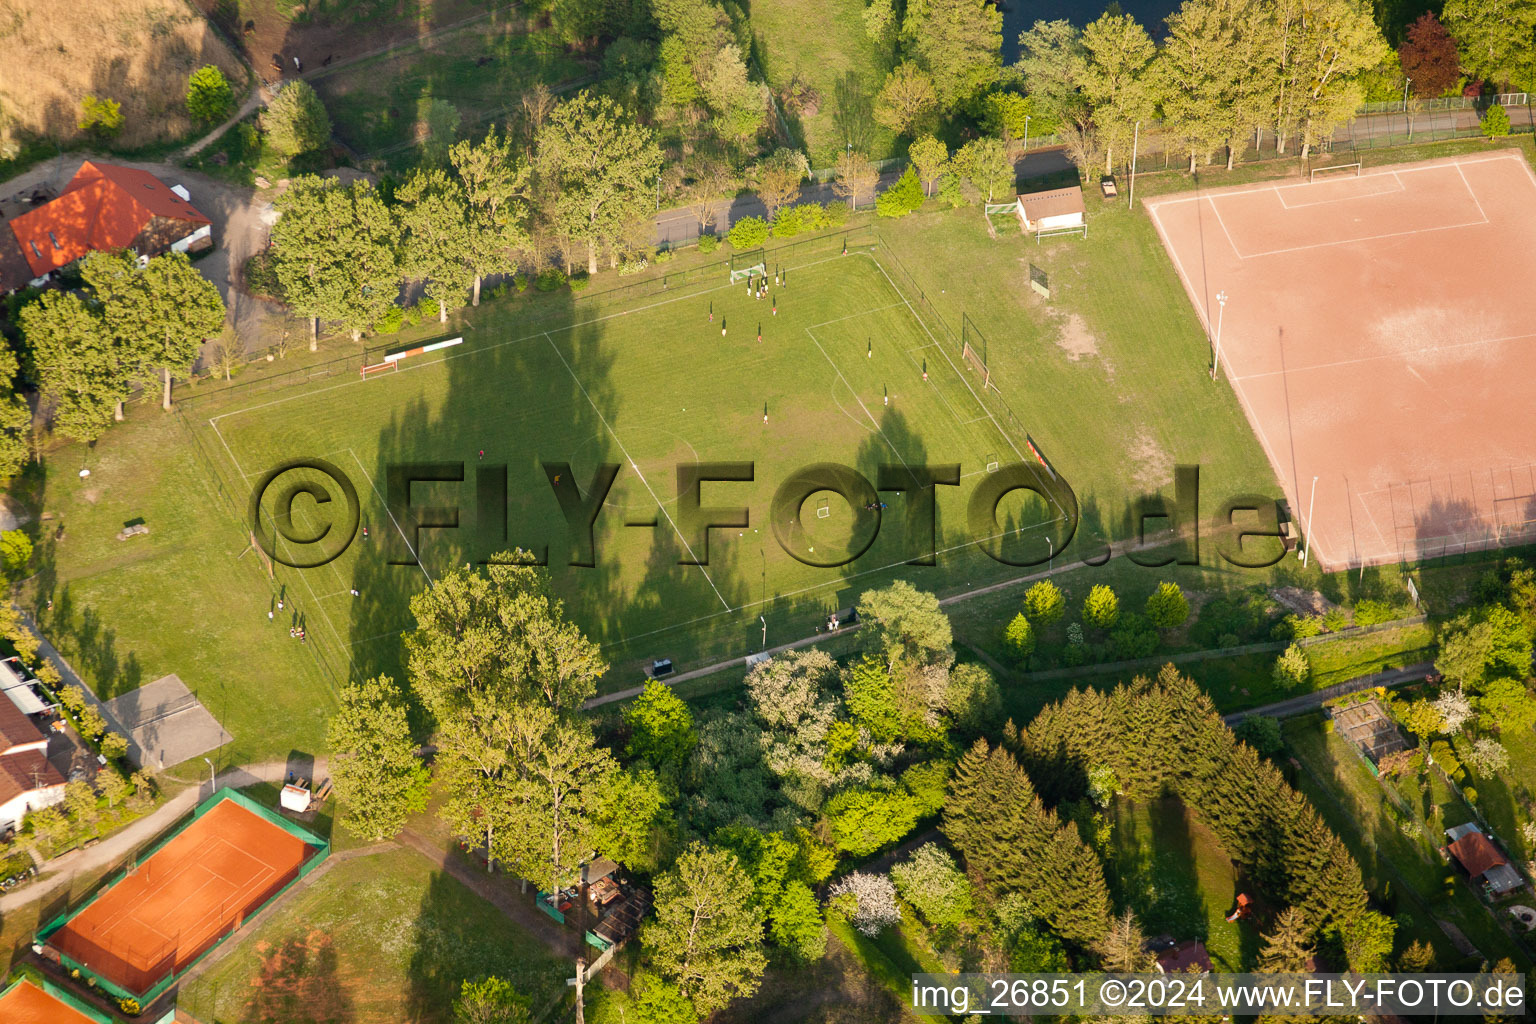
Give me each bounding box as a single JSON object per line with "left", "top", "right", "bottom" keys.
{"left": 404, "top": 867, "right": 565, "bottom": 1023}
{"left": 242, "top": 928, "right": 354, "bottom": 1024}
{"left": 44, "top": 590, "right": 143, "bottom": 698}
{"left": 1107, "top": 797, "right": 1207, "bottom": 944}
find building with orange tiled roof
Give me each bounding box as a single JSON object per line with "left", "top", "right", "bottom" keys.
{"left": 0, "top": 161, "right": 212, "bottom": 293}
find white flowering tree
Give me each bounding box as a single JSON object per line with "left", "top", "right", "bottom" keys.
{"left": 1432, "top": 690, "right": 1473, "bottom": 735}
{"left": 830, "top": 871, "right": 902, "bottom": 937}
{"left": 1465, "top": 738, "right": 1510, "bottom": 776}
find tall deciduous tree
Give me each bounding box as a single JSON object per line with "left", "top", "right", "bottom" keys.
{"left": 644, "top": 842, "right": 767, "bottom": 1015}
{"left": 1398, "top": 13, "right": 1461, "bottom": 97}
{"left": 751, "top": 149, "right": 807, "bottom": 221}
{"left": 1079, "top": 12, "right": 1158, "bottom": 173}
{"left": 955, "top": 136, "right": 1014, "bottom": 203}
{"left": 271, "top": 176, "right": 401, "bottom": 345}
{"left": 404, "top": 556, "right": 606, "bottom": 722}
{"left": 450, "top": 127, "right": 531, "bottom": 306}
{"left": 493, "top": 702, "right": 617, "bottom": 893}
{"left": 453, "top": 976, "right": 530, "bottom": 1024}
{"left": 536, "top": 91, "right": 662, "bottom": 274}
{"left": 908, "top": 135, "right": 949, "bottom": 195}
{"left": 186, "top": 65, "right": 235, "bottom": 126}
{"left": 831, "top": 150, "right": 879, "bottom": 210}
{"left": 625, "top": 680, "right": 698, "bottom": 772}
{"left": 1441, "top": 0, "right": 1536, "bottom": 89}
{"left": 1016, "top": 20, "right": 1090, "bottom": 133}
{"left": 0, "top": 342, "right": 30, "bottom": 482}
{"left": 325, "top": 675, "right": 430, "bottom": 842}
{"left": 1273, "top": 0, "right": 1388, "bottom": 157}
{"left": 902, "top": 0, "right": 1003, "bottom": 108}
{"left": 858, "top": 580, "right": 954, "bottom": 674}
{"left": 264, "top": 80, "right": 332, "bottom": 157}
{"left": 1158, "top": 0, "right": 1246, "bottom": 171}
{"left": 398, "top": 168, "right": 475, "bottom": 324}
{"left": 83, "top": 250, "right": 225, "bottom": 410}
{"left": 21, "top": 291, "right": 129, "bottom": 441}
{"left": 874, "top": 62, "right": 939, "bottom": 137}
{"left": 683, "top": 154, "right": 739, "bottom": 235}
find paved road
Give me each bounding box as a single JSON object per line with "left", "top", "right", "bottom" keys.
{"left": 1221, "top": 661, "right": 1434, "bottom": 725}
{"left": 584, "top": 535, "right": 1147, "bottom": 709}
{"left": 653, "top": 147, "right": 1080, "bottom": 248}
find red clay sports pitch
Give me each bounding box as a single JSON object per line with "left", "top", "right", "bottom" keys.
{"left": 1146, "top": 151, "right": 1536, "bottom": 569}
{"left": 46, "top": 796, "right": 315, "bottom": 998}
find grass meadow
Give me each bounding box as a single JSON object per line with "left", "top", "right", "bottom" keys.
{"left": 749, "top": 0, "right": 898, "bottom": 167}
{"left": 309, "top": 11, "right": 590, "bottom": 158}
{"left": 0, "top": 0, "right": 248, "bottom": 152}
{"left": 1106, "top": 798, "right": 1249, "bottom": 970}
{"left": 20, "top": 191, "right": 1298, "bottom": 766}
{"left": 15, "top": 408, "right": 335, "bottom": 770}
{"left": 175, "top": 846, "right": 566, "bottom": 1023}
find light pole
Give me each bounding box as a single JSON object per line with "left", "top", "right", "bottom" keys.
{"left": 1128, "top": 119, "right": 1140, "bottom": 208}
{"left": 202, "top": 757, "right": 215, "bottom": 794}
{"left": 1023, "top": 115, "right": 1031, "bottom": 152}
{"left": 1301, "top": 475, "right": 1319, "bottom": 567}
{"left": 1210, "top": 291, "right": 1228, "bottom": 380}
{"left": 760, "top": 615, "right": 767, "bottom": 649}
{"left": 1047, "top": 536, "right": 1053, "bottom": 571}
{"left": 1404, "top": 77, "right": 1413, "bottom": 140}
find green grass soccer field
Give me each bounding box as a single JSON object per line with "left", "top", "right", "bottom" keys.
{"left": 199, "top": 245, "right": 1069, "bottom": 690}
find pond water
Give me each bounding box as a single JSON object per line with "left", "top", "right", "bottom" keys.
{"left": 999, "top": 0, "right": 1180, "bottom": 62}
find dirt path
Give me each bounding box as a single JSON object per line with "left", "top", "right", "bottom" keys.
{"left": 396, "top": 826, "right": 583, "bottom": 959}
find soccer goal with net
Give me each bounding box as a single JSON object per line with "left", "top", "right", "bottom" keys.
{"left": 728, "top": 248, "right": 767, "bottom": 282}
{"left": 960, "top": 313, "right": 991, "bottom": 387}
{"left": 1309, "top": 162, "right": 1362, "bottom": 182}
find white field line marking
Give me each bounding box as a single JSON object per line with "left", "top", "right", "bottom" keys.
{"left": 1456, "top": 161, "right": 1490, "bottom": 223}
{"left": 1205, "top": 196, "right": 1243, "bottom": 257}
{"left": 803, "top": 324, "right": 914, "bottom": 474}
{"left": 207, "top": 251, "right": 861, "bottom": 428}
{"left": 541, "top": 331, "right": 731, "bottom": 612}
{"left": 1142, "top": 153, "right": 1516, "bottom": 209}
{"left": 1275, "top": 174, "right": 1405, "bottom": 209}
{"left": 1229, "top": 329, "right": 1536, "bottom": 380}
{"left": 349, "top": 448, "right": 432, "bottom": 585}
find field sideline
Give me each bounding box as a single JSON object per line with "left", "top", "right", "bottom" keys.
{"left": 201, "top": 241, "right": 1072, "bottom": 690}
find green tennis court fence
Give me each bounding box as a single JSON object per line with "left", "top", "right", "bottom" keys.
{"left": 36, "top": 788, "right": 329, "bottom": 1005}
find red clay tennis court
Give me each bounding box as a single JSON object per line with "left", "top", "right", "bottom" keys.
{"left": 0, "top": 978, "right": 103, "bottom": 1024}
{"left": 45, "top": 795, "right": 317, "bottom": 999}
{"left": 1146, "top": 151, "right": 1536, "bottom": 568}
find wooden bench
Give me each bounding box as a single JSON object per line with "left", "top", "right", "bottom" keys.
{"left": 1100, "top": 176, "right": 1118, "bottom": 199}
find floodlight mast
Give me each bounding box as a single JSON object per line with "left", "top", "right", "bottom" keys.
{"left": 1210, "top": 291, "right": 1228, "bottom": 380}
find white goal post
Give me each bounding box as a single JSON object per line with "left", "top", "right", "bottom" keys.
{"left": 1309, "top": 162, "right": 1362, "bottom": 182}
{"left": 729, "top": 263, "right": 766, "bottom": 283}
